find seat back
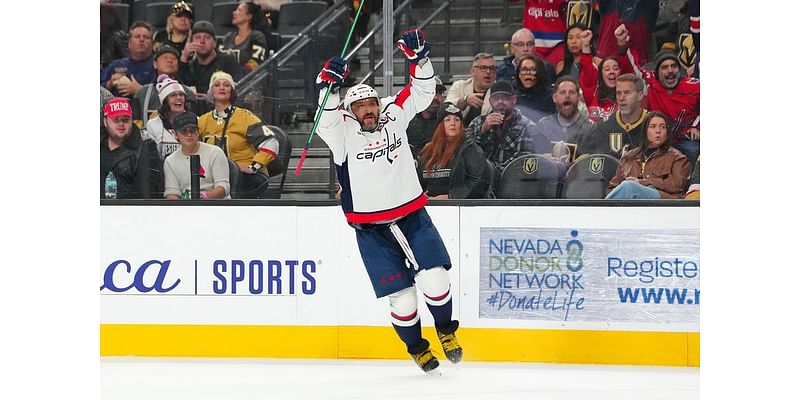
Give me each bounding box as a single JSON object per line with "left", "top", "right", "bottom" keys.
{"left": 484, "top": 158, "right": 497, "bottom": 199}
{"left": 111, "top": 3, "right": 130, "bottom": 31}
{"left": 265, "top": 125, "right": 292, "bottom": 178}
{"left": 276, "top": 1, "right": 328, "bottom": 35}
{"left": 211, "top": 2, "right": 239, "bottom": 37}
{"left": 145, "top": 2, "right": 177, "bottom": 32}
{"left": 561, "top": 154, "right": 620, "bottom": 199}
{"left": 132, "top": 0, "right": 156, "bottom": 24}
{"left": 496, "top": 154, "right": 562, "bottom": 199}
{"left": 227, "top": 158, "right": 241, "bottom": 198}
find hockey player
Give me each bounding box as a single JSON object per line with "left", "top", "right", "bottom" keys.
{"left": 313, "top": 29, "right": 463, "bottom": 374}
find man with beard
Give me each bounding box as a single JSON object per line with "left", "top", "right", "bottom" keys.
{"left": 406, "top": 77, "right": 446, "bottom": 150}
{"left": 100, "top": 98, "right": 163, "bottom": 199}
{"left": 101, "top": 21, "right": 156, "bottom": 98}
{"left": 616, "top": 24, "right": 700, "bottom": 169}
{"left": 178, "top": 21, "right": 245, "bottom": 107}
{"left": 571, "top": 73, "right": 648, "bottom": 159}
{"left": 313, "top": 30, "right": 463, "bottom": 375}
{"left": 445, "top": 53, "right": 497, "bottom": 127}
{"left": 465, "top": 80, "right": 536, "bottom": 166}
{"left": 522, "top": 76, "right": 594, "bottom": 156}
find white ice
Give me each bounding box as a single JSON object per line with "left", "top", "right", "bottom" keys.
{"left": 101, "top": 357, "right": 698, "bottom": 400}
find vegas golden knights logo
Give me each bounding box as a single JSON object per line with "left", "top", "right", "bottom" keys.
{"left": 523, "top": 157, "right": 538, "bottom": 174}
{"left": 678, "top": 33, "right": 697, "bottom": 69}
{"left": 567, "top": 1, "right": 592, "bottom": 27}
{"left": 589, "top": 157, "right": 604, "bottom": 174}
{"left": 609, "top": 132, "right": 623, "bottom": 153}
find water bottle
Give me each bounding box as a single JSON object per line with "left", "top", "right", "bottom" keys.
{"left": 105, "top": 171, "right": 118, "bottom": 199}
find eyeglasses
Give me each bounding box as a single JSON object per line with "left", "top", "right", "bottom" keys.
{"left": 519, "top": 68, "right": 537, "bottom": 74}
{"left": 473, "top": 65, "right": 496, "bottom": 73}
{"left": 512, "top": 41, "right": 535, "bottom": 47}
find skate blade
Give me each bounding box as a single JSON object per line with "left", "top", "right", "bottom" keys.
{"left": 424, "top": 367, "right": 443, "bottom": 376}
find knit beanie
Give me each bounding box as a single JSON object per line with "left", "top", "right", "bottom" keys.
{"left": 209, "top": 71, "right": 235, "bottom": 89}
{"left": 156, "top": 74, "right": 185, "bottom": 104}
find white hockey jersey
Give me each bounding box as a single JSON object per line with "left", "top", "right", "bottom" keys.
{"left": 316, "top": 60, "right": 436, "bottom": 224}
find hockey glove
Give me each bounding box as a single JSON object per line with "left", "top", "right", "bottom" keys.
{"left": 397, "top": 29, "right": 431, "bottom": 63}
{"left": 315, "top": 56, "right": 349, "bottom": 91}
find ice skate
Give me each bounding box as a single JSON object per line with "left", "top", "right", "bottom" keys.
{"left": 409, "top": 340, "right": 441, "bottom": 374}
{"left": 436, "top": 321, "right": 463, "bottom": 364}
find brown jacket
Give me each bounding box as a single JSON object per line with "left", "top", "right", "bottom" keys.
{"left": 607, "top": 147, "right": 691, "bottom": 199}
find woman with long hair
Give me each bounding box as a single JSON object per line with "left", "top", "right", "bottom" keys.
{"left": 418, "top": 103, "right": 489, "bottom": 199}
{"left": 576, "top": 28, "right": 633, "bottom": 122}
{"left": 512, "top": 53, "right": 555, "bottom": 123}
{"left": 153, "top": 1, "right": 193, "bottom": 53}
{"left": 198, "top": 71, "right": 280, "bottom": 198}
{"left": 144, "top": 75, "right": 188, "bottom": 160}
{"left": 219, "top": 1, "right": 270, "bottom": 72}
{"left": 556, "top": 23, "right": 588, "bottom": 79}
{"left": 605, "top": 112, "right": 691, "bottom": 199}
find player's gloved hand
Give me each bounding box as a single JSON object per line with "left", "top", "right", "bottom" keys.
{"left": 397, "top": 29, "right": 431, "bottom": 63}
{"left": 315, "top": 56, "right": 349, "bottom": 91}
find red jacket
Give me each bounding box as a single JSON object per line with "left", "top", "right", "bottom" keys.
{"left": 578, "top": 53, "right": 634, "bottom": 123}
{"left": 618, "top": 49, "right": 700, "bottom": 142}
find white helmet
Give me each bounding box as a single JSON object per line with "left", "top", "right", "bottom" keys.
{"left": 343, "top": 84, "right": 380, "bottom": 112}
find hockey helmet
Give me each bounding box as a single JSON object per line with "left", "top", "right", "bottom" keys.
{"left": 343, "top": 84, "right": 380, "bottom": 112}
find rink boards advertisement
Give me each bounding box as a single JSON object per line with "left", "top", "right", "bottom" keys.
{"left": 101, "top": 205, "right": 699, "bottom": 366}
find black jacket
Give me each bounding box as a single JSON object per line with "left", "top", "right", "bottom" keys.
{"left": 418, "top": 139, "right": 490, "bottom": 199}
{"left": 100, "top": 124, "right": 164, "bottom": 199}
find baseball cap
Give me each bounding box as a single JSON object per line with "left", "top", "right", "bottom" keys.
{"left": 489, "top": 81, "right": 514, "bottom": 97}
{"left": 435, "top": 102, "right": 462, "bottom": 126}
{"left": 434, "top": 76, "right": 446, "bottom": 94}
{"left": 155, "top": 45, "right": 180, "bottom": 60}
{"left": 104, "top": 97, "right": 133, "bottom": 119}
{"left": 171, "top": 1, "right": 193, "bottom": 19}
{"left": 173, "top": 111, "right": 199, "bottom": 131}
{"left": 192, "top": 20, "right": 216, "bottom": 37}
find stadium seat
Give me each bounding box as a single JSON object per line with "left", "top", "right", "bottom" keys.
{"left": 111, "top": 3, "right": 130, "bottom": 31}
{"left": 560, "top": 154, "right": 619, "bottom": 199}
{"left": 145, "top": 2, "right": 177, "bottom": 32}
{"left": 276, "top": 1, "right": 328, "bottom": 36}
{"left": 495, "top": 154, "right": 562, "bottom": 199}
{"left": 228, "top": 158, "right": 241, "bottom": 199}
{"left": 132, "top": 0, "right": 157, "bottom": 24}
{"left": 265, "top": 125, "right": 292, "bottom": 178}
{"left": 211, "top": 2, "right": 239, "bottom": 37}
{"left": 484, "top": 158, "right": 497, "bottom": 199}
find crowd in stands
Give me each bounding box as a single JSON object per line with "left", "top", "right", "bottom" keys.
{"left": 100, "top": 0, "right": 700, "bottom": 201}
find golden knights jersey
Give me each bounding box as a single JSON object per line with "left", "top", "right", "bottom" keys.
{"left": 316, "top": 61, "right": 436, "bottom": 224}
{"left": 574, "top": 109, "right": 648, "bottom": 159}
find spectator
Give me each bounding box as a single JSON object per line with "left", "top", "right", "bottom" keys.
{"left": 595, "top": 0, "right": 659, "bottom": 64}
{"left": 577, "top": 28, "right": 630, "bottom": 122}
{"left": 605, "top": 111, "right": 690, "bottom": 199}
{"left": 198, "top": 71, "right": 279, "bottom": 199}
{"left": 497, "top": 28, "right": 557, "bottom": 84}
{"left": 418, "top": 103, "right": 489, "bottom": 200}
{"left": 153, "top": 1, "right": 194, "bottom": 54}
{"left": 617, "top": 24, "right": 700, "bottom": 168}
{"left": 134, "top": 46, "right": 198, "bottom": 122}
{"left": 556, "top": 23, "right": 588, "bottom": 80}
{"left": 179, "top": 21, "right": 246, "bottom": 105}
{"left": 571, "top": 73, "right": 648, "bottom": 159}
{"left": 407, "top": 78, "right": 446, "bottom": 150}
{"left": 512, "top": 53, "right": 555, "bottom": 124}
{"left": 143, "top": 75, "right": 189, "bottom": 160}
{"left": 523, "top": 76, "right": 593, "bottom": 156}
{"left": 164, "top": 112, "right": 231, "bottom": 200}
{"left": 101, "top": 21, "right": 156, "bottom": 98}
{"left": 219, "top": 1, "right": 270, "bottom": 72}
{"left": 445, "top": 53, "right": 497, "bottom": 127}
{"left": 100, "top": 98, "right": 163, "bottom": 199}
{"left": 100, "top": 2, "right": 129, "bottom": 71}
{"left": 465, "top": 80, "right": 536, "bottom": 166}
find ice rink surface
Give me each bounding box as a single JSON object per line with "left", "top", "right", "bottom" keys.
{"left": 101, "top": 357, "right": 698, "bottom": 400}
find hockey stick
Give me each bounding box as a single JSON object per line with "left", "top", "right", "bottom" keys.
{"left": 294, "top": 0, "right": 367, "bottom": 175}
